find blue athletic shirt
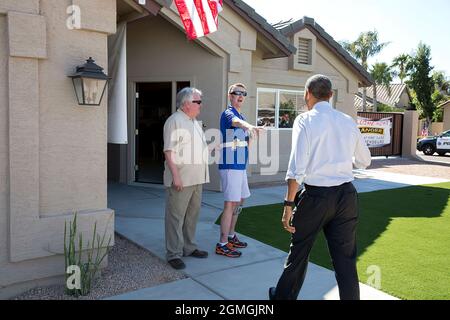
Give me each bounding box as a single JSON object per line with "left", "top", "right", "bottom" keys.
{"left": 219, "top": 106, "right": 249, "bottom": 170}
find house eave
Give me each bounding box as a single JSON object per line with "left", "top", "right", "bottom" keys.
{"left": 281, "top": 17, "right": 373, "bottom": 87}
{"left": 224, "top": 0, "right": 296, "bottom": 59}
{"left": 132, "top": 0, "right": 161, "bottom": 16}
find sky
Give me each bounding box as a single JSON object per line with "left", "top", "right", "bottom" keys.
{"left": 242, "top": 0, "right": 450, "bottom": 80}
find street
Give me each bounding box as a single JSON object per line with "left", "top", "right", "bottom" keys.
{"left": 415, "top": 150, "right": 450, "bottom": 165}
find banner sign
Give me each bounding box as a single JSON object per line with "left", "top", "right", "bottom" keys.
{"left": 357, "top": 117, "right": 392, "bottom": 148}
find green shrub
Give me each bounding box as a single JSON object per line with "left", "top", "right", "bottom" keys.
{"left": 64, "top": 213, "right": 112, "bottom": 297}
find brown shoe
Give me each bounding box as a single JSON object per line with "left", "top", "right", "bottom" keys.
{"left": 189, "top": 249, "right": 208, "bottom": 258}
{"left": 168, "top": 258, "right": 186, "bottom": 270}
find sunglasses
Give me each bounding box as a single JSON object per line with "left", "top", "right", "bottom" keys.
{"left": 230, "top": 91, "right": 247, "bottom": 97}
{"left": 191, "top": 100, "right": 202, "bottom": 105}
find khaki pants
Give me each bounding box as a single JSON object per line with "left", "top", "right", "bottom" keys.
{"left": 165, "top": 184, "right": 203, "bottom": 261}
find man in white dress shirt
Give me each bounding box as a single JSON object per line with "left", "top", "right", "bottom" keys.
{"left": 269, "top": 75, "right": 371, "bottom": 300}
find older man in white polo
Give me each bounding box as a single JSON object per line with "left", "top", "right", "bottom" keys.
{"left": 163, "top": 87, "right": 209, "bottom": 270}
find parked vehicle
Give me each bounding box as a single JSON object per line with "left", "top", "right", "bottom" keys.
{"left": 417, "top": 130, "right": 450, "bottom": 156}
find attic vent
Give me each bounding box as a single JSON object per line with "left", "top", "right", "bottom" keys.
{"left": 297, "top": 38, "right": 312, "bottom": 65}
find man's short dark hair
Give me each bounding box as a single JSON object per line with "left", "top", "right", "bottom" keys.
{"left": 305, "top": 75, "right": 332, "bottom": 100}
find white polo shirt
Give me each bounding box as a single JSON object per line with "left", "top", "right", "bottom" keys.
{"left": 286, "top": 101, "right": 371, "bottom": 187}
{"left": 163, "top": 109, "right": 210, "bottom": 187}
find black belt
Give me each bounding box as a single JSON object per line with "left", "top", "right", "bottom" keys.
{"left": 304, "top": 181, "right": 351, "bottom": 191}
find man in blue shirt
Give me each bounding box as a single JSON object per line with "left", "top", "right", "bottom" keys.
{"left": 216, "top": 83, "right": 264, "bottom": 258}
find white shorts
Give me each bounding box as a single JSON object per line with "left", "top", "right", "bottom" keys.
{"left": 219, "top": 169, "right": 251, "bottom": 202}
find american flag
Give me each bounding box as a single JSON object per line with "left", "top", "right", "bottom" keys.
{"left": 174, "top": 0, "right": 223, "bottom": 40}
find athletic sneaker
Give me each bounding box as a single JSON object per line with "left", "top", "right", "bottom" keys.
{"left": 228, "top": 234, "right": 248, "bottom": 248}
{"left": 215, "top": 243, "right": 242, "bottom": 258}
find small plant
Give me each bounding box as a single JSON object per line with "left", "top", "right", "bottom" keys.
{"left": 64, "top": 213, "right": 112, "bottom": 297}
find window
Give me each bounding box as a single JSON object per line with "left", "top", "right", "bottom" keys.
{"left": 297, "top": 38, "right": 312, "bottom": 65}
{"left": 256, "top": 90, "right": 276, "bottom": 128}
{"left": 257, "top": 89, "right": 307, "bottom": 129}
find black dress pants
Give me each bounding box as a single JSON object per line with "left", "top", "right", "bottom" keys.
{"left": 273, "top": 182, "right": 360, "bottom": 300}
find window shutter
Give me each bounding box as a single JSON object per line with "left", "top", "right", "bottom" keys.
{"left": 297, "top": 38, "right": 312, "bottom": 65}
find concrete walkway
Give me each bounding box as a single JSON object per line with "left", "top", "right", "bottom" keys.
{"left": 106, "top": 170, "right": 448, "bottom": 300}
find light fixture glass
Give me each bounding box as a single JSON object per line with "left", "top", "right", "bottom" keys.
{"left": 69, "top": 57, "right": 110, "bottom": 106}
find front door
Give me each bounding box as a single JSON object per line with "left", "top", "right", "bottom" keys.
{"left": 134, "top": 81, "right": 190, "bottom": 183}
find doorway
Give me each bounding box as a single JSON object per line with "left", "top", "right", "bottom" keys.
{"left": 134, "top": 81, "right": 190, "bottom": 183}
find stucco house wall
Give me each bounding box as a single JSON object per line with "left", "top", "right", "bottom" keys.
{"left": 441, "top": 103, "right": 450, "bottom": 131}
{"left": 126, "top": 14, "right": 226, "bottom": 191}
{"left": 0, "top": 0, "right": 115, "bottom": 298}
{"left": 397, "top": 90, "right": 410, "bottom": 109}
{"left": 0, "top": 12, "right": 10, "bottom": 297}
{"left": 122, "top": 2, "right": 295, "bottom": 189}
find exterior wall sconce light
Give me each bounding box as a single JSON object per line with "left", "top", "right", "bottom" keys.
{"left": 68, "top": 57, "right": 110, "bottom": 106}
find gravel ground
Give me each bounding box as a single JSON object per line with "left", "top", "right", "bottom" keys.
{"left": 368, "top": 156, "right": 450, "bottom": 180}
{"left": 12, "top": 233, "right": 186, "bottom": 300}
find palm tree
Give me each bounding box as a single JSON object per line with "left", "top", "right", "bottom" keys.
{"left": 341, "top": 30, "right": 389, "bottom": 111}
{"left": 391, "top": 54, "right": 410, "bottom": 84}
{"left": 432, "top": 70, "right": 450, "bottom": 94}
{"left": 370, "top": 62, "right": 393, "bottom": 112}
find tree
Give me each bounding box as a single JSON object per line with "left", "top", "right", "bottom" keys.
{"left": 377, "top": 103, "right": 397, "bottom": 113}
{"left": 431, "top": 71, "right": 450, "bottom": 122}
{"left": 391, "top": 53, "right": 410, "bottom": 84}
{"left": 432, "top": 71, "right": 450, "bottom": 94}
{"left": 341, "top": 30, "right": 389, "bottom": 111}
{"left": 370, "top": 62, "right": 393, "bottom": 112}
{"left": 406, "top": 43, "right": 434, "bottom": 127}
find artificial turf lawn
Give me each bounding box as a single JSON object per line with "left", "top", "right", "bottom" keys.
{"left": 226, "top": 182, "right": 450, "bottom": 300}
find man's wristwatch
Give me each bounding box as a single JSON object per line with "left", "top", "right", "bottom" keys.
{"left": 283, "top": 200, "right": 295, "bottom": 208}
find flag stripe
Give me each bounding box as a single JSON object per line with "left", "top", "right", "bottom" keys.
{"left": 209, "top": 0, "right": 222, "bottom": 25}
{"left": 185, "top": 0, "right": 205, "bottom": 38}
{"left": 209, "top": 0, "right": 219, "bottom": 26}
{"left": 194, "top": 0, "right": 211, "bottom": 36}
{"left": 174, "top": 0, "right": 222, "bottom": 40}
{"left": 201, "top": 0, "right": 218, "bottom": 33}
{"left": 174, "top": 0, "right": 198, "bottom": 39}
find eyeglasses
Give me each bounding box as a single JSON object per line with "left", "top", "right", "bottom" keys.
{"left": 230, "top": 91, "right": 247, "bottom": 97}
{"left": 191, "top": 100, "right": 202, "bottom": 105}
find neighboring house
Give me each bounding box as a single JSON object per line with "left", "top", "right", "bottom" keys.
{"left": 416, "top": 100, "right": 450, "bottom": 137}
{"left": 355, "top": 83, "right": 412, "bottom": 111}
{"left": 0, "top": 0, "right": 371, "bottom": 297}
{"left": 354, "top": 93, "right": 375, "bottom": 111}
{"left": 439, "top": 100, "right": 450, "bottom": 131}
